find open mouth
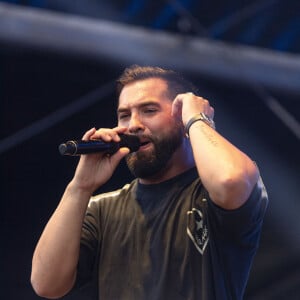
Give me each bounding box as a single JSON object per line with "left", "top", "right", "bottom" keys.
{"left": 139, "top": 139, "right": 151, "bottom": 149}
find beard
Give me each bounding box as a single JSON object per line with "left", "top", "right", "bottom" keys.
{"left": 125, "top": 126, "right": 184, "bottom": 179}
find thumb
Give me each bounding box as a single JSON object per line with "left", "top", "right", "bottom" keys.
{"left": 172, "top": 95, "right": 183, "bottom": 118}
{"left": 110, "top": 147, "right": 130, "bottom": 166}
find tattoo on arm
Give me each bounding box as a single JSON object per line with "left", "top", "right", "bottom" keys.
{"left": 193, "top": 122, "right": 218, "bottom": 147}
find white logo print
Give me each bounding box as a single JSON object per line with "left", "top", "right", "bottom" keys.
{"left": 187, "top": 207, "right": 209, "bottom": 255}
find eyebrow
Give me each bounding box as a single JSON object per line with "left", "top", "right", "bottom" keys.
{"left": 117, "top": 101, "right": 161, "bottom": 114}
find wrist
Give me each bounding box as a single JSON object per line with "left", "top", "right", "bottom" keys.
{"left": 67, "top": 180, "right": 94, "bottom": 199}
{"left": 185, "top": 113, "right": 215, "bottom": 137}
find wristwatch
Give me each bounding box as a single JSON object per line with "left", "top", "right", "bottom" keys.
{"left": 198, "top": 112, "right": 215, "bottom": 129}
{"left": 185, "top": 113, "right": 216, "bottom": 137}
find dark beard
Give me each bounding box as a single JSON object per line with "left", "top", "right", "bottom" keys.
{"left": 125, "top": 128, "right": 183, "bottom": 179}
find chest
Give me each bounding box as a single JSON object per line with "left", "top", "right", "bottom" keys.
{"left": 99, "top": 187, "right": 206, "bottom": 265}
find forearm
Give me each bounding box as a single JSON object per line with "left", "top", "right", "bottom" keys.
{"left": 189, "top": 121, "right": 259, "bottom": 209}
{"left": 31, "top": 182, "right": 92, "bottom": 299}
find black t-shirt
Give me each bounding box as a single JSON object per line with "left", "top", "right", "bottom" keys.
{"left": 73, "top": 168, "right": 268, "bottom": 300}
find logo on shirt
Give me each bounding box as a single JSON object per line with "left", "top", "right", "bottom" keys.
{"left": 187, "top": 207, "right": 209, "bottom": 255}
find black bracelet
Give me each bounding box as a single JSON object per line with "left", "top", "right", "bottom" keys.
{"left": 185, "top": 113, "right": 215, "bottom": 137}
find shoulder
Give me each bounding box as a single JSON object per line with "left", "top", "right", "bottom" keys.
{"left": 90, "top": 184, "right": 130, "bottom": 202}
{"left": 89, "top": 180, "right": 137, "bottom": 208}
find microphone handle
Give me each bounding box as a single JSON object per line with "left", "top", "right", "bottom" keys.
{"left": 58, "top": 134, "right": 140, "bottom": 156}
{"left": 59, "top": 140, "right": 119, "bottom": 156}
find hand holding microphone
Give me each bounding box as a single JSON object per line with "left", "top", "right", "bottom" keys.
{"left": 63, "top": 128, "right": 140, "bottom": 193}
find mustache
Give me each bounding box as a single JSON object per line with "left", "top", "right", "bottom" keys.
{"left": 132, "top": 133, "right": 155, "bottom": 143}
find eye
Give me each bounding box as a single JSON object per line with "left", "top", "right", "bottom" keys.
{"left": 118, "top": 114, "right": 129, "bottom": 121}
{"left": 143, "top": 108, "right": 157, "bottom": 114}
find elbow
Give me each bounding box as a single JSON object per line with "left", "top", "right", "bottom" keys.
{"left": 211, "top": 165, "right": 259, "bottom": 209}
{"left": 30, "top": 271, "right": 73, "bottom": 299}
{"left": 31, "top": 278, "right": 59, "bottom": 299}
{"left": 31, "top": 278, "right": 56, "bottom": 299}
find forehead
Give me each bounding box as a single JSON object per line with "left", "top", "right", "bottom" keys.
{"left": 118, "top": 78, "right": 170, "bottom": 108}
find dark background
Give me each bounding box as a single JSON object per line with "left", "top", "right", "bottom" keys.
{"left": 0, "top": 1, "right": 299, "bottom": 299}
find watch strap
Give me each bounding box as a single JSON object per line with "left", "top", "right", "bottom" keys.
{"left": 185, "top": 113, "right": 215, "bottom": 137}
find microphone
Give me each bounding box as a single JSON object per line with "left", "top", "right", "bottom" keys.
{"left": 59, "top": 134, "right": 140, "bottom": 156}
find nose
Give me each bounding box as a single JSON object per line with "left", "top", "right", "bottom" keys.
{"left": 128, "top": 113, "right": 145, "bottom": 134}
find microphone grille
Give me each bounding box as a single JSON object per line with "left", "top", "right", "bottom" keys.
{"left": 119, "top": 134, "right": 140, "bottom": 152}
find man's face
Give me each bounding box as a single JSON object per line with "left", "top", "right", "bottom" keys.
{"left": 117, "top": 78, "right": 184, "bottom": 179}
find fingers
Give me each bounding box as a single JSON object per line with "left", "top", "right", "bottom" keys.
{"left": 82, "top": 126, "right": 128, "bottom": 143}
{"left": 82, "top": 127, "right": 96, "bottom": 141}
{"left": 210, "top": 106, "right": 215, "bottom": 119}
{"left": 171, "top": 95, "right": 183, "bottom": 118}
{"left": 80, "top": 126, "right": 131, "bottom": 163}
{"left": 110, "top": 147, "right": 130, "bottom": 165}
{"left": 172, "top": 92, "right": 215, "bottom": 124}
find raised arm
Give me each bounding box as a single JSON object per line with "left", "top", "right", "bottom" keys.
{"left": 31, "top": 127, "right": 130, "bottom": 298}
{"left": 173, "top": 93, "right": 259, "bottom": 210}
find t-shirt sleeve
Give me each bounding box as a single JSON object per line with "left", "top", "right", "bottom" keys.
{"left": 207, "top": 176, "right": 269, "bottom": 240}
{"left": 72, "top": 185, "right": 131, "bottom": 291}
{"left": 202, "top": 177, "right": 268, "bottom": 296}
{"left": 74, "top": 198, "right": 102, "bottom": 289}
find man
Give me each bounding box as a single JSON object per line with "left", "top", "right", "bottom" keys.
{"left": 31, "top": 65, "right": 268, "bottom": 300}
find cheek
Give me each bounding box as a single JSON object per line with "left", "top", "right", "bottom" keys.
{"left": 150, "top": 117, "right": 182, "bottom": 136}
{"left": 146, "top": 119, "right": 169, "bottom": 134}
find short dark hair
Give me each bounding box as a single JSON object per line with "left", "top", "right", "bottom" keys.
{"left": 116, "top": 65, "right": 199, "bottom": 100}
